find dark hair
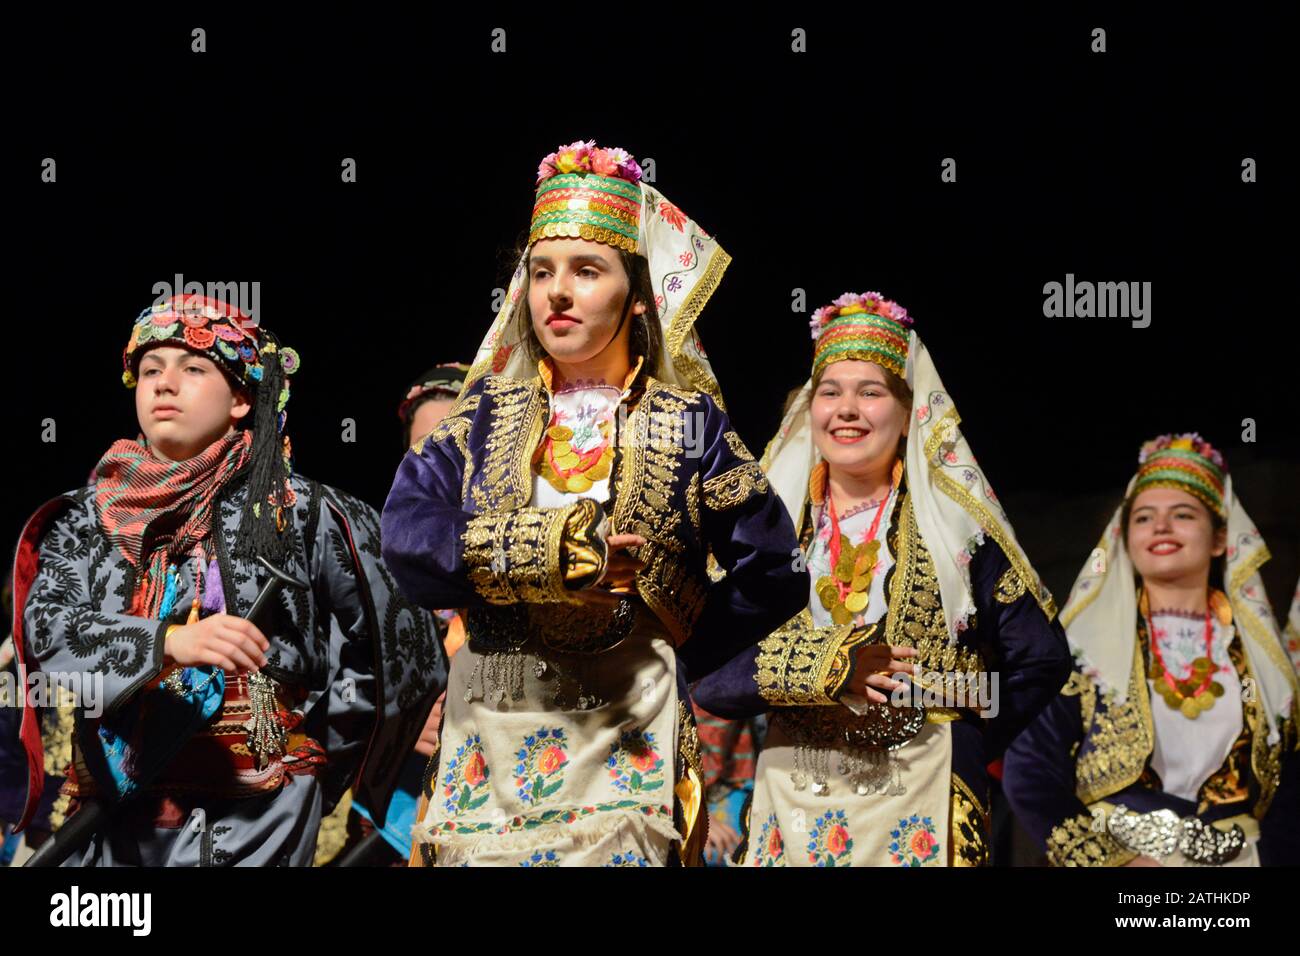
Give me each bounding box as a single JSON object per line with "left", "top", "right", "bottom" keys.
{"left": 509, "top": 240, "right": 663, "bottom": 378}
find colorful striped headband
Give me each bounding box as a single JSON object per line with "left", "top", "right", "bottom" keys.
{"left": 1133, "top": 433, "right": 1227, "bottom": 518}
{"left": 530, "top": 140, "right": 644, "bottom": 254}
{"left": 809, "top": 291, "right": 913, "bottom": 381}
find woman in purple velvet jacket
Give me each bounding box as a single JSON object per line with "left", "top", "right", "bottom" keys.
{"left": 691, "top": 291, "right": 1070, "bottom": 866}
{"left": 1003, "top": 434, "right": 1300, "bottom": 866}
{"left": 381, "top": 141, "right": 806, "bottom": 867}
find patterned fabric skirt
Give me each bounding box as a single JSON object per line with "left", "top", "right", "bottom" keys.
{"left": 415, "top": 610, "right": 685, "bottom": 867}
{"left": 743, "top": 718, "right": 955, "bottom": 867}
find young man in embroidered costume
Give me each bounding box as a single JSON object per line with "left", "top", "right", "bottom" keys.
{"left": 691, "top": 292, "right": 1071, "bottom": 866}
{"left": 9, "top": 294, "right": 446, "bottom": 865}
{"left": 1003, "top": 434, "right": 1300, "bottom": 866}
{"left": 382, "top": 140, "right": 807, "bottom": 866}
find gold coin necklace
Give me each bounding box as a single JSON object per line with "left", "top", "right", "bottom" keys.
{"left": 536, "top": 387, "right": 618, "bottom": 495}
{"left": 1146, "top": 609, "right": 1222, "bottom": 719}
{"left": 816, "top": 476, "right": 895, "bottom": 626}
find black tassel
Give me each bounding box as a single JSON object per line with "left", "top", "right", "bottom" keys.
{"left": 233, "top": 331, "right": 292, "bottom": 565}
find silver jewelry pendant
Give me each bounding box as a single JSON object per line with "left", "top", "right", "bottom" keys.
{"left": 791, "top": 771, "right": 808, "bottom": 791}
{"left": 533, "top": 658, "right": 548, "bottom": 678}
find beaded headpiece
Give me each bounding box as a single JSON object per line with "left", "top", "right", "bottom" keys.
{"left": 809, "top": 291, "right": 913, "bottom": 381}
{"left": 122, "top": 294, "right": 300, "bottom": 394}
{"left": 121, "top": 293, "right": 301, "bottom": 563}
{"left": 530, "top": 140, "right": 644, "bottom": 254}
{"left": 1132, "top": 433, "right": 1228, "bottom": 519}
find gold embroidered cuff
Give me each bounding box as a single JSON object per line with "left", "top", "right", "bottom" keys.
{"left": 756, "top": 610, "right": 862, "bottom": 706}
{"left": 703, "top": 461, "right": 770, "bottom": 511}
{"left": 462, "top": 504, "right": 583, "bottom": 605}
{"left": 559, "top": 498, "right": 608, "bottom": 590}
{"left": 1045, "top": 811, "right": 1139, "bottom": 867}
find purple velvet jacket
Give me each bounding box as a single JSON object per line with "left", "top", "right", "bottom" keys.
{"left": 380, "top": 370, "right": 807, "bottom": 680}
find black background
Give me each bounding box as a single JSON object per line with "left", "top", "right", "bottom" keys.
{"left": 6, "top": 6, "right": 1296, "bottom": 610}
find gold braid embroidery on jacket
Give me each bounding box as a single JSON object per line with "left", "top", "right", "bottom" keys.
{"left": 614, "top": 382, "right": 706, "bottom": 645}
{"left": 1073, "top": 638, "right": 1154, "bottom": 806}
{"left": 469, "top": 377, "right": 545, "bottom": 514}
{"left": 994, "top": 566, "right": 1027, "bottom": 605}
{"left": 755, "top": 609, "right": 864, "bottom": 706}
{"left": 1045, "top": 811, "right": 1139, "bottom": 867}
{"left": 462, "top": 505, "right": 578, "bottom": 605}
{"left": 884, "top": 493, "right": 985, "bottom": 677}
{"left": 703, "top": 461, "right": 770, "bottom": 511}
{"left": 950, "top": 774, "right": 990, "bottom": 867}
{"left": 723, "top": 430, "right": 755, "bottom": 462}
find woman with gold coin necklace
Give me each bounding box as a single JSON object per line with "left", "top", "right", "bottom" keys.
{"left": 692, "top": 291, "right": 1070, "bottom": 867}
{"left": 1004, "top": 434, "right": 1300, "bottom": 866}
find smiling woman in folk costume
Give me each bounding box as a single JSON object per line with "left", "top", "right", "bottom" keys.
{"left": 1003, "top": 435, "right": 1300, "bottom": 866}
{"left": 381, "top": 140, "right": 806, "bottom": 867}
{"left": 691, "top": 292, "right": 1070, "bottom": 867}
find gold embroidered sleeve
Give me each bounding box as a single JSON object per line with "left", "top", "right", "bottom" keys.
{"left": 755, "top": 610, "right": 869, "bottom": 706}
{"left": 462, "top": 501, "right": 595, "bottom": 605}
{"left": 703, "top": 461, "right": 770, "bottom": 511}
{"left": 994, "top": 565, "right": 1027, "bottom": 604}
{"left": 1045, "top": 811, "right": 1139, "bottom": 867}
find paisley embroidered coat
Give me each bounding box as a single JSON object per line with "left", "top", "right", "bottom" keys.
{"left": 11, "top": 471, "right": 447, "bottom": 858}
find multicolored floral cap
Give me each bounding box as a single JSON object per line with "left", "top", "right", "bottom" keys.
{"left": 809, "top": 291, "right": 913, "bottom": 381}
{"left": 530, "top": 140, "right": 644, "bottom": 254}
{"left": 122, "top": 294, "right": 299, "bottom": 400}
{"left": 1132, "top": 433, "right": 1227, "bottom": 519}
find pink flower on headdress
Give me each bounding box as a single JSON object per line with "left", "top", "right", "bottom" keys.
{"left": 833, "top": 292, "right": 861, "bottom": 309}
{"left": 590, "top": 148, "right": 618, "bottom": 176}
{"left": 618, "top": 155, "right": 643, "bottom": 183}
{"left": 553, "top": 139, "right": 595, "bottom": 174}
{"left": 536, "top": 157, "right": 557, "bottom": 183}
{"left": 810, "top": 304, "right": 837, "bottom": 339}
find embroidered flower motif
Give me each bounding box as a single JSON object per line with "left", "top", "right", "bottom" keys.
{"left": 492, "top": 343, "right": 513, "bottom": 373}
{"left": 237, "top": 344, "right": 256, "bottom": 361}
{"left": 658, "top": 199, "right": 687, "bottom": 231}
{"left": 442, "top": 733, "right": 491, "bottom": 816}
{"left": 754, "top": 815, "right": 785, "bottom": 867}
{"left": 212, "top": 322, "right": 244, "bottom": 342}
{"left": 179, "top": 310, "right": 210, "bottom": 328}
{"left": 515, "top": 728, "right": 569, "bottom": 807}
{"left": 183, "top": 326, "right": 216, "bottom": 350}
{"left": 519, "top": 850, "right": 560, "bottom": 867}
{"left": 889, "top": 814, "right": 941, "bottom": 866}
{"left": 605, "top": 852, "right": 650, "bottom": 867}
{"left": 807, "top": 809, "right": 853, "bottom": 867}
{"left": 607, "top": 729, "right": 665, "bottom": 794}
{"left": 279, "top": 347, "right": 300, "bottom": 374}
